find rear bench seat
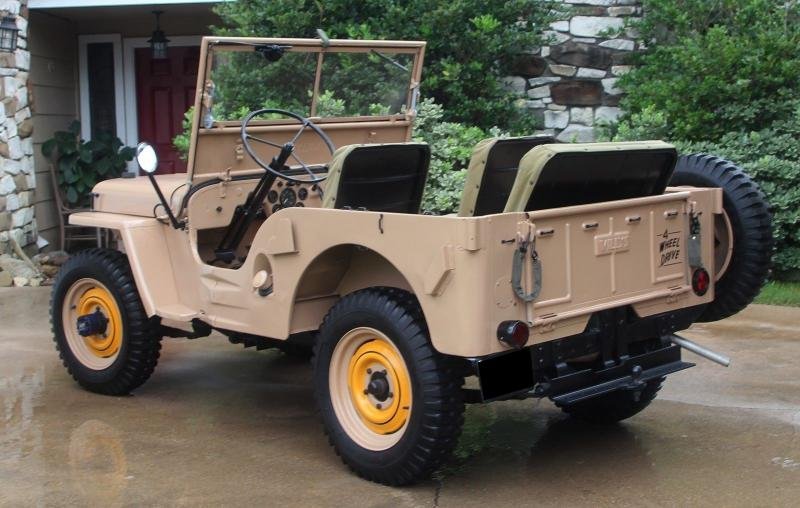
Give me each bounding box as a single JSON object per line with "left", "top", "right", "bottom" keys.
{"left": 503, "top": 141, "right": 678, "bottom": 212}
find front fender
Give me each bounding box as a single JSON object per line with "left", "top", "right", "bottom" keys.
{"left": 69, "top": 212, "right": 182, "bottom": 318}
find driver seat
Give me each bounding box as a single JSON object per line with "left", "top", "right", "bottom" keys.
{"left": 321, "top": 143, "right": 431, "bottom": 213}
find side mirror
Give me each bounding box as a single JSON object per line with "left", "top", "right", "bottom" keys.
{"left": 136, "top": 142, "right": 182, "bottom": 229}
{"left": 136, "top": 142, "right": 159, "bottom": 174}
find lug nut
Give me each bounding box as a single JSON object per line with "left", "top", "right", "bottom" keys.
{"left": 366, "top": 368, "right": 372, "bottom": 374}
{"left": 376, "top": 403, "right": 382, "bottom": 409}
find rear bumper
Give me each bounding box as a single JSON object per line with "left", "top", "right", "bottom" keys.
{"left": 474, "top": 342, "right": 693, "bottom": 403}
{"left": 471, "top": 306, "right": 702, "bottom": 403}
{"left": 547, "top": 345, "right": 692, "bottom": 405}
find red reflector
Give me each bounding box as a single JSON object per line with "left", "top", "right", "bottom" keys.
{"left": 497, "top": 320, "right": 529, "bottom": 349}
{"left": 692, "top": 268, "right": 710, "bottom": 296}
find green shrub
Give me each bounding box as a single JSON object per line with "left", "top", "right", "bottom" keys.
{"left": 618, "top": 0, "right": 800, "bottom": 142}
{"left": 213, "top": 0, "right": 559, "bottom": 132}
{"left": 607, "top": 0, "right": 800, "bottom": 277}
{"left": 173, "top": 107, "right": 194, "bottom": 160}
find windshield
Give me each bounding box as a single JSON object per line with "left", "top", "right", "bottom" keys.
{"left": 204, "top": 41, "right": 420, "bottom": 125}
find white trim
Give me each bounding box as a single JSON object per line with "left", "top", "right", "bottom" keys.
{"left": 78, "top": 34, "right": 125, "bottom": 142}
{"left": 121, "top": 36, "right": 203, "bottom": 153}
{"left": 31, "top": 0, "right": 225, "bottom": 8}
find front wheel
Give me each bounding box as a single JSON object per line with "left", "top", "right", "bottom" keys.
{"left": 50, "top": 248, "right": 162, "bottom": 395}
{"left": 312, "top": 288, "right": 464, "bottom": 485}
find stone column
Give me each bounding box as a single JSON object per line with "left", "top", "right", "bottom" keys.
{"left": 0, "top": 0, "right": 34, "bottom": 254}
{"left": 506, "top": 0, "right": 641, "bottom": 141}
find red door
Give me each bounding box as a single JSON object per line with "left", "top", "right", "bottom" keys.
{"left": 136, "top": 46, "right": 199, "bottom": 174}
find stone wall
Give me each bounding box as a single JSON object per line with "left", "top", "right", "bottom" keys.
{"left": 0, "top": 0, "right": 34, "bottom": 254}
{"left": 505, "top": 0, "right": 642, "bottom": 141}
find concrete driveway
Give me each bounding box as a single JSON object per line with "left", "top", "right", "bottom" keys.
{"left": 1, "top": 287, "right": 798, "bottom": 507}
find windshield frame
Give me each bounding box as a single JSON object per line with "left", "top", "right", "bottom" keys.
{"left": 187, "top": 37, "right": 426, "bottom": 179}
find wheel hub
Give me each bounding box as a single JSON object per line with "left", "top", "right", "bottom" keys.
{"left": 77, "top": 308, "right": 109, "bottom": 337}
{"left": 65, "top": 281, "right": 124, "bottom": 361}
{"left": 366, "top": 371, "right": 391, "bottom": 402}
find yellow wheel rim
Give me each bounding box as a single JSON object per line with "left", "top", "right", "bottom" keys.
{"left": 347, "top": 337, "right": 412, "bottom": 434}
{"left": 63, "top": 278, "right": 124, "bottom": 370}
{"left": 329, "top": 327, "right": 412, "bottom": 451}
{"left": 78, "top": 287, "right": 123, "bottom": 358}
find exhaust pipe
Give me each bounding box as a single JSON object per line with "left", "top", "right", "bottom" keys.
{"left": 669, "top": 334, "right": 730, "bottom": 367}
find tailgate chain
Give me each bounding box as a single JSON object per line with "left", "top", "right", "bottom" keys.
{"left": 512, "top": 232, "right": 542, "bottom": 302}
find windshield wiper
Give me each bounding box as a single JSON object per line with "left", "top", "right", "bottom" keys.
{"left": 370, "top": 50, "right": 409, "bottom": 73}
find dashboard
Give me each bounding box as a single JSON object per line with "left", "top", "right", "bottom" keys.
{"left": 266, "top": 179, "right": 323, "bottom": 213}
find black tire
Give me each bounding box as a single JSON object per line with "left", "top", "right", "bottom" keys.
{"left": 556, "top": 377, "right": 664, "bottom": 424}
{"left": 50, "top": 248, "right": 162, "bottom": 395}
{"left": 671, "top": 154, "right": 773, "bottom": 322}
{"left": 312, "top": 288, "right": 464, "bottom": 485}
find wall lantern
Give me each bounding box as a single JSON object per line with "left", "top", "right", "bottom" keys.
{"left": 148, "top": 10, "right": 170, "bottom": 60}
{"left": 0, "top": 16, "right": 19, "bottom": 53}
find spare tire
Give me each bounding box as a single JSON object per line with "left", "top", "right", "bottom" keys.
{"left": 670, "top": 154, "right": 773, "bottom": 322}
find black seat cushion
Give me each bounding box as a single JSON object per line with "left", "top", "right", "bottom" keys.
{"left": 525, "top": 146, "right": 678, "bottom": 211}
{"left": 473, "top": 136, "right": 554, "bottom": 215}
{"left": 331, "top": 143, "right": 431, "bottom": 213}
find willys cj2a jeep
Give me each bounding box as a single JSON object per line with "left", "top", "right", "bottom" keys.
{"left": 50, "top": 37, "right": 772, "bottom": 485}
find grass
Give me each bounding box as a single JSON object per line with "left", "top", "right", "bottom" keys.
{"left": 754, "top": 281, "right": 800, "bottom": 307}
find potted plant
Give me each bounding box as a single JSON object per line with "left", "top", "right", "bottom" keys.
{"left": 41, "top": 121, "right": 135, "bottom": 207}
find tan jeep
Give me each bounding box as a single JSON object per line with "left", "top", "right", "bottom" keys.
{"left": 50, "top": 37, "right": 773, "bottom": 485}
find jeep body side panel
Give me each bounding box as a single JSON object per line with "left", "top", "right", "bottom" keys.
{"left": 74, "top": 186, "right": 718, "bottom": 358}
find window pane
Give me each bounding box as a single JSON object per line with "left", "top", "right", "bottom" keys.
{"left": 209, "top": 49, "right": 317, "bottom": 122}
{"left": 87, "top": 42, "right": 117, "bottom": 138}
{"left": 318, "top": 51, "right": 413, "bottom": 116}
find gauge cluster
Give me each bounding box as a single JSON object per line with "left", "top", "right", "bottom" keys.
{"left": 266, "top": 180, "right": 321, "bottom": 213}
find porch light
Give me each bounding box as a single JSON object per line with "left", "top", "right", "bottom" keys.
{"left": 0, "top": 16, "right": 19, "bottom": 53}
{"left": 148, "top": 10, "right": 170, "bottom": 60}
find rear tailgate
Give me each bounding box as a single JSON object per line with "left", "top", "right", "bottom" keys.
{"left": 494, "top": 188, "right": 719, "bottom": 333}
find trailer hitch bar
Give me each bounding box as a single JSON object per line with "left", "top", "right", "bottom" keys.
{"left": 669, "top": 333, "right": 731, "bottom": 367}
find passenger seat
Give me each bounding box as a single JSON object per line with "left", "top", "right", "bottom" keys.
{"left": 457, "top": 136, "right": 554, "bottom": 216}
{"left": 321, "top": 143, "right": 431, "bottom": 213}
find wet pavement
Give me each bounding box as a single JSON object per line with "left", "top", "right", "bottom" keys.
{"left": 1, "top": 287, "right": 798, "bottom": 507}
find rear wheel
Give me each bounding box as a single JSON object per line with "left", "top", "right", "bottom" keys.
{"left": 51, "top": 248, "right": 162, "bottom": 395}
{"left": 312, "top": 288, "right": 464, "bottom": 485}
{"left": 671, "top": 154, "right": 773, "bottom": 321}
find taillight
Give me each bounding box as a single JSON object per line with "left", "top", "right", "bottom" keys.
{"left": 692, "top": 267, "right": 710, "bottom": 296}
{"left": 497, "top": 320, "right": 529, "bottom": 349}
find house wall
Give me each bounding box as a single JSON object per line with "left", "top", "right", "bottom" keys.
{"left": 26, "top": 4, "right": 216, "bottom": 251}
{"left": 505, "top": 0, "right": 642, "bottom": 141}
{"left": 29, "top": 10, "right": 77, "bottom": 249}
{"left": 0, "top": 0, "right": 36, "bottom": 254}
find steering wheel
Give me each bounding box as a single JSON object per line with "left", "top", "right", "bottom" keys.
{"left": 241, "top": 108, "right": 335, "bottom": 184}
